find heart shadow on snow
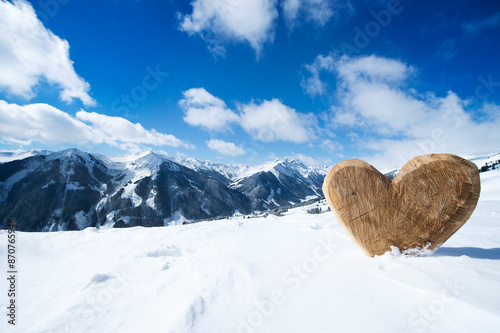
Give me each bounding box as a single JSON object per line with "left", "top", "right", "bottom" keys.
{"left": 434, "top": 247, "right": 500, "bottom": 260}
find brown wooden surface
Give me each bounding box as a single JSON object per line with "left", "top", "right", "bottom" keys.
{"left": 322, "top": 154, "right": 481, "bottom": 257}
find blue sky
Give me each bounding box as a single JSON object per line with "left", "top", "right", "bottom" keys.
{"left": 0, "top": 0, "right": 499, "bottom": 169}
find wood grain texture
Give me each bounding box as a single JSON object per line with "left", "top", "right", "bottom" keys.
{"left": 322, "top": 154, "right": 481, "bottom": 257}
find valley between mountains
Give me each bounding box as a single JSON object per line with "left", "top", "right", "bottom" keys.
{"left": 0, "top": 149, "right": 327, "bottom": 231}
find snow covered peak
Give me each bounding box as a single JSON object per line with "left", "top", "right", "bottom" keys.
{"left": 100, "top": 149, "right": 179, "bottom": 182}
{"left": 46, "top": 148, "right": 92, "bottom": 161}
{"left": 44, "top": 148, "right": 106, "bottom": 168}
{"left": 130, "top": 150, "right": 166, "bottom": 169}
{"left": 0, "top": 148, "right": 328, "bottom": 180}
{"left": 274, "top": 157, "right": 308, "bottom": 169}
{"left": 252, "top": 157, "right": 325, "bottom": 180}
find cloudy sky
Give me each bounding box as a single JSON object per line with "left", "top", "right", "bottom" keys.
{"left": 0, "top": 0, "right": 499, "bottom": 169}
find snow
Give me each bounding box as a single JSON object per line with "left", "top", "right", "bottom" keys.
{"left": 170, "top": 156, "right": 247, "bottom": 180}
{"left": 232, "top": 158, "right": 322, "bottom": 182}
{"left": 466, "top": 152, "right": 500, "bottom": 168}
{"left": 97, "top": 149, "right": 168, "bottom": 183}
{"left": 479, "top": 169, "right": 500, "bottom": 201}
{"left": 200, "top": 202, "right": 210, "bottom": 216}
{"left": 102, "top": 211, "right": 117, "bottom": 229}
{"left": 66, "top": 182, "right": 84, "bottom": 191}
{"left": 146, "top": 192, "right": 157, "bottom": 210}
{"left": 0, "top": 156, "right": 47, "bottom": 195}
{"left": 121, "top": 182, "right": 143, "bottom": 207}
{"left": 169, "top": 156, "right": 326, "bottom": 183}
{"left": 301, "top": 195, "right": 318, "bottom": 202}
{"left": 1, "top": 149, "right": 328, "bottom": 220}
{"left": 42, "top": 180, "right": 56, "bottom": 189}
{"left": 164, "top": 210, "right": 188, "bottom": 226}
{"left": 1, "top": 167, "right": 500, "bottom": 332}
{"left": 74, "top": 210, "right": 88, "bottom": 230}
{"left": 94, "top": 150, "right": 170, "bottom": 209}
{"left": 266, "top": 188, "right": 275, "bottom": 203}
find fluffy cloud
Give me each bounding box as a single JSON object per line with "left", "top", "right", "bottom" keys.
{"left": 0, "top": 0, "right": 94, "bottom": 106}
{"left": 320, "top": 138, "right": 342, "bottom": 153}
{"left": 0, "top": 100, "right": 191, "bottom": 150}
{"left": 206, "top": 139, "right": 245, "bottom": 156}
{"left": 317, "top": 54, "right": 500, "bottom": 168}
{"left": 179, "top": 88, "right": 240, "bottom": 131}
{"left": 179, "top": 0, "right": 278, "bottom": 56}
{"left": 0, "top": 100, "right": 97, "bottom": 145}
{"left": 181, "top": 88, "right": 315, "bottom": 143}
{"left": 76, "top": 111, "right": 193, "bottom": 149}
{"left": 179, "top": 0, "right": 351, "bottom": 56}
{"left": 239, "top": 98, "right": 314, "bottom": 143}
{"left": 336, "top": 55, "right": 410, "bottom": 83}
{"left": 302, "top": 53, "right": 411, "bottom": 98}
{"left": 301, "top": 53, "right": 336, "bottom": 97}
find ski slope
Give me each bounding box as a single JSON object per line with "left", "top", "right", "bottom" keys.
{"left": 1, "top": 170, "right": 500, "bottom": 332}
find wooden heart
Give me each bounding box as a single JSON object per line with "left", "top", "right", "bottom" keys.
{"left": 322, "top": 154, "right": 481, "bottom": 257}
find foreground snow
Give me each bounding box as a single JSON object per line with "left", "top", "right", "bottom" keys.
{"left": 1, "top": 170, "right": 500, "bottom": 332}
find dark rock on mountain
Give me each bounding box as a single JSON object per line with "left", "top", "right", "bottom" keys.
{"left": 0, "top": 149, "right": 327, "bottom": 231}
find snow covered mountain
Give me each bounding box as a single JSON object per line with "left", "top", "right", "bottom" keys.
{"left": 0, "top": 149, "right": 328, "bottom": 231}
{"left": 228, "top": 158, "right": 327, "bottom": 210}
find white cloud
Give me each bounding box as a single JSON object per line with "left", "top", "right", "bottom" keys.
{"left": 339, "top": 81, "right": 426, "bottom": 133}
{"left": 239, "top": 98, "right": 314, "bottom": 143}
{"left": 206, "top": 139, "right": 245, "bottom": 156}
{"left": 320, "top": 139, "right": 342, "bottom": 153}
{"left": 461, "top": 11, "right": 500, "bottom": 37}
{"left": 179, "top": 88, "right": 316, "bottom": 143}
{"left": 179, "top": 0, "right": 278, "bottom": 56}
{"left": 0, "top": 100, "right": 98, "bottom": 145}
{"left": 322, "top": 54, "right": 500, "bottom": 169}
{"left": 0, "top": 100, "right": 191, "bottom": 150}
{"left": 317, "top": 55, "right": 425, "bottom": 134}
{"left": 302, "top": 53, "right": 411, "bottom": 98}
{"left": 0, "top": 0, "right": 95, "bottom": 106}
{"left": 301, "top": 53, "right": 336, "bottom": 97}
{"left": 179, "top": 88, "right": 240, "bottom": 131}
{"left": 180, "top": 88, "right": 315, "bottom": 144}
{"left": 336, "top": 54, "right": 410, "bottom": 83}
{"left": 76, "top": 111, "right": 193, "bottom": 149}
{"left": 282, "top": 0, "right": 334, "bottom": 28}
{"left": 179, "top": 0, "right": 355, "bottom": 56}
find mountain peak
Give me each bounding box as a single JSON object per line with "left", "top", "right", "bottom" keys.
{"left": 46, "top": 148, "right": 98, "bottom": 165}
{"left": 0, "top": 147, "right": 329, "bottom": 231}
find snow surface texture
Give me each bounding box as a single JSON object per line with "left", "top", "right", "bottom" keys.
{"left": 1, "top": 167, "right": 500, "bottom": 332}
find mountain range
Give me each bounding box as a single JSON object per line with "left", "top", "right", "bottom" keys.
{"left": 0, "top": 149, "right": 329, "bottom": 231}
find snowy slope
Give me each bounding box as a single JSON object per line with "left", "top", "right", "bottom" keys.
{"left": 169, "top": 156, "right": 248, "bottom": 180}
{"left": 463, "top": 151, "right": 500, "bottom": 166}
{"left": 1, "top": 170, "right": 499, "bottom": 332}
{"left": 170, "top": 156, "right": 330, "bottom": 183}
